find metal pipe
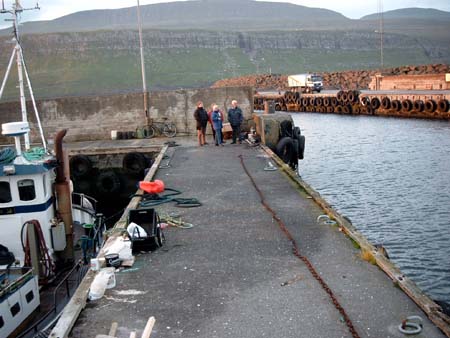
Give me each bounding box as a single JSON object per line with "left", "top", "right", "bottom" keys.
{"left": 20, "top": 49, "right": 47, "bottom": 151}
{"left": 0, "top": 48, "right": 16, "bottom": 100}
{"left": 136, "top": 0, "right": 149, "bottom": 122}
{"left": 54, "top": 129, "right": 74, "bottom": 262}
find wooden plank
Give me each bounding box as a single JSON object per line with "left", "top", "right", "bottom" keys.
{"left": 49, "top": 145, "right": 169, "bottom": 338}
{"left": 261, "top": 144, "right": 450, "bottom": 336}
{"left": 48, "top": 270, "right": 96, "bottom": 338}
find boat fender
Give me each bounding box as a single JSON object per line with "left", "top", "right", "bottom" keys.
{"left": 96, "top": 170, "right": 121, "bottom": 195}
{"left": 292, "top": 126, "right": 301, "bottom": 140}
{"left": 70, "top": 155, "right": 92, "bottom": 178}
{"left": 290, "top": 139, "right": 299, "bottom": 168}
{"left": 123, "top": 152, "right": 148, "bottom": 176}
{"left": 438, "top": 99, "right": 449, "bottom": 112}
{"left": 275, "top": 137, "right": 294, "bottom": 164}
{"left": 298, "top": 135, "right": 305, "bottom": 160}
{"left": 139, "top": 179, "right": 165, "bottom": 194}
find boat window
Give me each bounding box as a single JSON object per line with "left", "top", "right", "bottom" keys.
{"left": 10, "top": 302, "right": 20, "bottom": 317}
{"left": 26, "top": 290, "right": 34, "bottom": 303}
{"left": 18, "top": 179, "right": 36, "bottom": 201}
{"left": 0, "top": 182, "right": 12, "bottom": 203}
{"left": 0, "top": 315, "right": 3, "bottom": 328}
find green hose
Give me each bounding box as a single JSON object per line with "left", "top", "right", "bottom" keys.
{"left": 137, "top": 188, "right": 202, "bottom": 208}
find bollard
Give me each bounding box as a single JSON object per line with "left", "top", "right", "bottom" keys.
{"left": 264, "top": 100, "right": 275, "bottom": 114}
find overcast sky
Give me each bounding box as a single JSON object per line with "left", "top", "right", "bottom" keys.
{"left": 1, "top": 0, "right": 449, "bottom": 28}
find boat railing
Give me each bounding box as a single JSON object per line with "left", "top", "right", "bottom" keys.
{"left": 0, "top": 267, "right": 34, "bottom": 299}
{"left": 72, "top": 192, "right": 98, "bottom": 217}
{"left": 16, "top": 260, "right": 89, "bottom": 338}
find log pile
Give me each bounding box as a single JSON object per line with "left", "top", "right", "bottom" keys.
{"left": 212, "top": 64, "right": 450, "bottom": 91}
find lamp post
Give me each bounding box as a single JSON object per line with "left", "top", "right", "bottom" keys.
{"left": 137, "top": 0, "right": 149, "bottom": 125}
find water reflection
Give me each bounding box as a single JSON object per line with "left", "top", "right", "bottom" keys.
{"left": 292, "top": 113, "right": 450, "bottom": 305}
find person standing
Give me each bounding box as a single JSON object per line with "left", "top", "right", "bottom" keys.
{"left": 227, "top": 100, "right": 243, "bottom": 144}
{"left": 212, "top": 104, "right": 224, "bottom": 146}
{"left": 194, "top": 101, "right": 209, "bottom": 146}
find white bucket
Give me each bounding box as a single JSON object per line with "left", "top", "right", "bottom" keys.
{"left": 111, "top": 130, "right": 118, "bottom": 140}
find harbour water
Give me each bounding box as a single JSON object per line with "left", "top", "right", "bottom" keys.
{"left": 292, "top": 113, "right": 450, "bottom": 307}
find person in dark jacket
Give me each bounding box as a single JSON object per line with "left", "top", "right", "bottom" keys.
{"left": 194, "top": 101, "right": 209, "bottom": 146}
{"left": 227, "top": 100, "right": 243, "bottom": 144}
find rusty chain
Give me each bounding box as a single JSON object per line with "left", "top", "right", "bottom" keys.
{"left": 238, "top": 154, "right": 361, "bottom": 338}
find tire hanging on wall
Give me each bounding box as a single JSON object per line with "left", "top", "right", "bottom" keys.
{"left": 438, "top": 99, "right": 450, "bottom": 112}
{"left": 298, "top": 135, "right": 305, "bottom": 160}
{"left": 290, "top": 139, "right": 299, "bottom": 168}
{"left": 381, "top": 97, "right": 391, "bottom": 109}
{"left": 70, "top": 155, "right": 92, "bottom": 178}
{"left": 424, "top": 100, "right": 437, "bottom": 113}
{"left": 275, "top": 137, "right": 294, "bottom": 164}
{"left": 370, "top": 97, "right": 381, "bottom": 110}
{"left": 123, "top": 152, "right": 148, "bottom": 176}
{"left": 391, "top": 100, "right": 402, "bottom": 112}
{"left": 292, "top": 126, "right": 301, "bottom": 141}
{"left": 413, "top": 100, "right": 424, "bottom": 112}
{"left": 402, "top": 99, "right": 413, "bottom": 112}
{"left": 96, "top": 170, "right": 121, "bottom": 195}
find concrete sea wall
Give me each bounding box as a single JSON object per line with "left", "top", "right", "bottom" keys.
{"left": 0, "top": 86, "right": 253, "bottom": 144}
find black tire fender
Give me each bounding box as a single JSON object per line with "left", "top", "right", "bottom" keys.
{"left": 96, "top": 170, "right": 121, "bottom": 195}
{"left": 70, "top": 155, "right": 92, "bottom": 178}
{"left": 413, "top": 100, "right": 424, "bottom": 112}
{"left": 438, "top": 99, "right": 450, "bottom": 112}
{"left": 402, "top": 99, "right": 413, "bottom": 112}
{"left": 290, "top": 139, "right": 299, "bottom": 167}
{"left": 425, "top": 100, "right": 437, "bottom": 113}
{"left": 123, "top": 152, "right": 148, "bottom": 176}
{"left": 381, "top": 97, "right": 391, "bottom": 109}
{"left": 292, "top": 126, "right": 301, "bottom": 140}
{"left": 275, "top": 137, "right": 294, "bottom": 164}
{"left": 371, "top": 97, "right": 381, "bottom": 110}
{"left": 298, "top": 135, "right": 305, "bottom": 160}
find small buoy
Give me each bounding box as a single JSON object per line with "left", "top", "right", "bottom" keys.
{"left": 140, "top": 179, "right": 165, "bottom": 194}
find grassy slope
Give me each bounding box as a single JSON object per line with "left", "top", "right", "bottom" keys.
{"left": 0, "top": 46, "right": 444, "bottom": 101}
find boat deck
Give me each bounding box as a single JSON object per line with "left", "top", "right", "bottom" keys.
{"left": 62, "top": 138, "right": 445, "bottom": 338}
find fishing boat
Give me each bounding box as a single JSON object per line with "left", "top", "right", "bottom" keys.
{"left": 0, "top": 2, "right": 104, "bottom": 337}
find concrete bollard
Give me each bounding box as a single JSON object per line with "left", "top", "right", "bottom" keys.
{"left": 264, "top": 100, "right": 275, "bottom": 114}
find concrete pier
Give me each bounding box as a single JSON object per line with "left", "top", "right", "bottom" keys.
{"left": 59, "top": 139, "right": 447, "bottom": 338}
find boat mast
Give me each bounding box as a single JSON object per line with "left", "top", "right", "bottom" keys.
{"left": 136, "top": 0, "right": 150, "bottom": 125}
{"left": 0, "top": 1, "right": 45, "bottom": 151}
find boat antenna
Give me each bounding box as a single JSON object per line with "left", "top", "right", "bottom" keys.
{"left": 0, "top": 1, "right": 46, "bottom": 151}
{"left": 136, "top": 0, "right": 150, "bottom": 126}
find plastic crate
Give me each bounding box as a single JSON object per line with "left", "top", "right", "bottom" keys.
{"left": 128, "top": 208, "right": 163, "bottom": 253}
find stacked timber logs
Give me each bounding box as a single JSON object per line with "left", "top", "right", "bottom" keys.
{"left": 213, "top": 64, "right": 450, "bottom": 91}
{"left": 254, "top": 92, "right": 450, "bottom": 119}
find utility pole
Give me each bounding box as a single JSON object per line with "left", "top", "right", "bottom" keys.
{"left": 136, "top": 0, "right": 150, "bottom": 125}
{"left": 378, "top": 0, "right": 384, "bottom": 68}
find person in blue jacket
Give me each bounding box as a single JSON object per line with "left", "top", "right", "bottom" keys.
{"left": 227, "top": 100, "right": 243, "bottom": 144}
{"left": 212, "top": 104, "right": 224, "bottom": 146}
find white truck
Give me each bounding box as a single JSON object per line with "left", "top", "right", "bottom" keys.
{"left": 288, "top": 74, "right": 323, "bottom": 93}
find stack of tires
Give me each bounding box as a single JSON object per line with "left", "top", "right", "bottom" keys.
{"left": 70, "top": 152, "right": 154, "bottom": 199}
{"left": 275, "top": 120, "right": 305, "bottom": 169}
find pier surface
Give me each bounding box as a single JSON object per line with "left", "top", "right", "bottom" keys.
{"left": 68, "top": 139, "right": 446, "bottom": 338}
